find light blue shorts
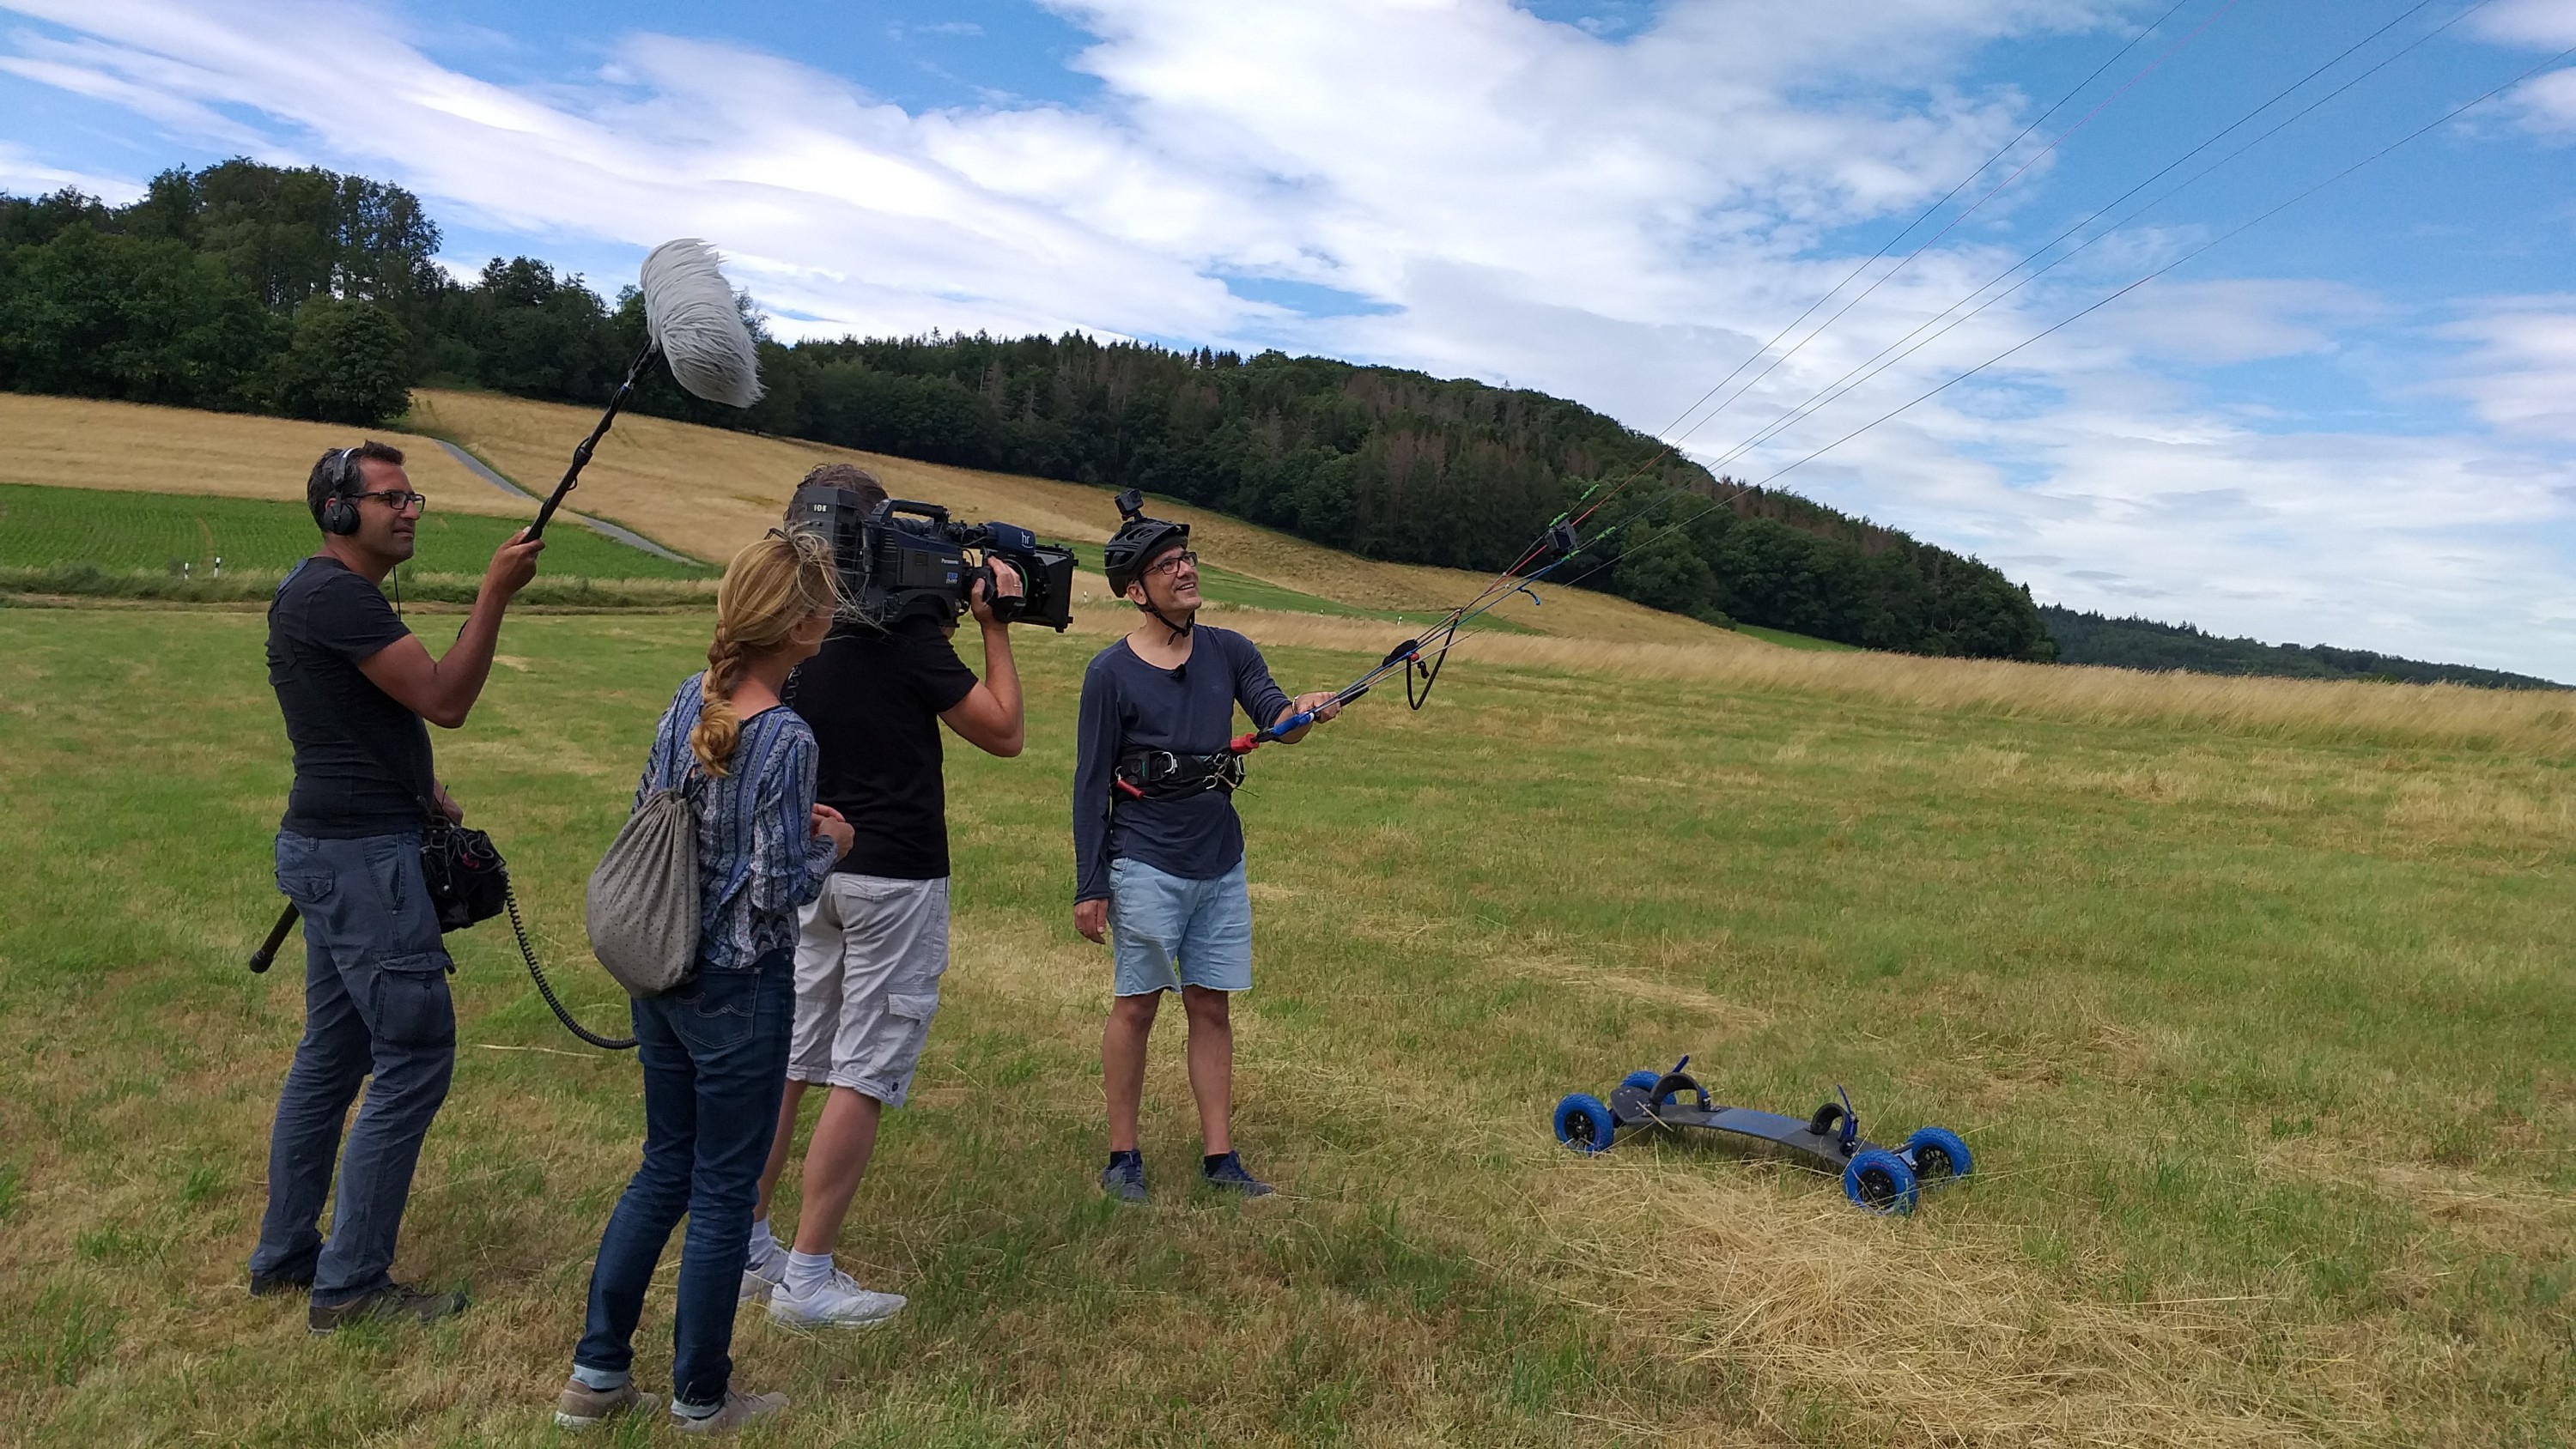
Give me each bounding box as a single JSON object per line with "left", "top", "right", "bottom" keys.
{"left": 1108, "top": 858, "right": 1253, "bottom": 997}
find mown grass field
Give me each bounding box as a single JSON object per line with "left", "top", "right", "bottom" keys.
{"left": 3, "top": 602, "right": 2573, "bottom": 1447}
{"left": 0, "top": 480, "right": 1446, "bottom": 624}
{"left": 0, "top": 482, "right": 711, "bottom": 581}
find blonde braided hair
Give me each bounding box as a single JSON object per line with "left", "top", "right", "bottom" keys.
{"left": 690, "top": 529, "right": 840, "bottom": 776}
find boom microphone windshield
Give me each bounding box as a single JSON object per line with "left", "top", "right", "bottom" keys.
{"left": 641, "top": 238, "right": 762, "bottom": 409}
{"left": 526, "top": 237, "right": 762, "bottom": 540}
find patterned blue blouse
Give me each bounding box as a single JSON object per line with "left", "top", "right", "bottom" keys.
{"left": 634, "top": 675, "right": 840, "bottom": 973}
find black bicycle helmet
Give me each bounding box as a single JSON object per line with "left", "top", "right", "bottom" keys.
{"left": 1101, "top": 488, "right": 1190, "bottom": 598}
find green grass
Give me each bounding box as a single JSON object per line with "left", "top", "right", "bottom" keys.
{"left": 1735, "top": 622, "right": 1857, "bottom": 652}
{"left": 0, "top": 482, "right": 712, "bottom": 580}
{"left": 2, "top": 609, "right": 2572, "bottom": 1444}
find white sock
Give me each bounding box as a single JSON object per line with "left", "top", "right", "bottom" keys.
{"left": 746, "top": 1218, "right": 776, "bottom": 1264}
{"left": 785, "top": 1249, "right": 833, "bottom": 1295}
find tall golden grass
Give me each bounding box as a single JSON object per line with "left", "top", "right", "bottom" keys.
{"left": 0, "top": 393, "right": 516, "bottom": 516}
{"left": 1224, "top": 612, "right": 2576, "bottom": 754}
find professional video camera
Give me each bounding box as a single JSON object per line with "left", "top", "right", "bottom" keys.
{"left": 787, "top": 483, "right": 1077, "bottom": 632}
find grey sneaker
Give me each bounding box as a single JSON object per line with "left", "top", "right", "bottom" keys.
{"left": 739, "top": 1250, "right": 786, "bottom": 1304}
{"left": 1201, "top": 1151, "right": 1273, "bottom": 1197}
{"left": 555, "top": 1377, "right": 658, "bottom": 1428}
{"left": 1101, "top": 1153, "right": 1146, "bottom": 1203}
{"left": 672, "top": 1389, "right": 787, "bottom": 1435}
{"left": 307, "top": 1281, "right": 467, "bottom": 1333}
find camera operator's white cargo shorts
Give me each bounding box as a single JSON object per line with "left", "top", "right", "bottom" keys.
{"left": 1108, "top": 858, "right": 1253, "bottom": 997}
{"left": 788, "top": 874, "right": 948, "bottom": 1108}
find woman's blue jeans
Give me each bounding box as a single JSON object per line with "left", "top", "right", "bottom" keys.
{"left": 574, "top": 950, "right": 793, "bottom": 1410}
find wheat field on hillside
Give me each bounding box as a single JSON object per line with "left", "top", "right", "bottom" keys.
{"left": 0, "top": 388, "right": 1739, "bottom": 645}
{"left": 0, "top": 393, "right": 514, "bottom": 515}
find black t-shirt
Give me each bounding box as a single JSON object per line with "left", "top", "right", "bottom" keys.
{"left": 788, "top": 615, "right": 980, "bottom": 880}
{"left": 267, "top": 555, "right": 434, "bottom": 838}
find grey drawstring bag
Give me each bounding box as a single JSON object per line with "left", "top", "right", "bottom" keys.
{"left": 586, "top": 773, "right": 702, "bottom": 997}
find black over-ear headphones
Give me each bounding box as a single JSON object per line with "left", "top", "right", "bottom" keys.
{"left": 320, "top": 448, "right": 364, "bottom": 536}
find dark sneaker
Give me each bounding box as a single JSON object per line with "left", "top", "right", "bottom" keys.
{"left": 555, "top": 1377, "right": 658, "bottom": 1429}
{"left": 1201, "top": 1152, "right": 1273, "bottom": 1197}
{"left": 1100, "top": 1154, "right": 1147, "bottom": 1203}
{"left": 672, "top": 1389, "right": 787, "bottom": 1435}
{"left": 248, "top": 1262, "right": 314, "bottom": 1298}
{"left": 307, "top": 1282, "right": 468, "bottom": 1334}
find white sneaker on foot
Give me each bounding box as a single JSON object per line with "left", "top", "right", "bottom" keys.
{"left": 767, "top": 1265, "right": 907, "bottom": 1330}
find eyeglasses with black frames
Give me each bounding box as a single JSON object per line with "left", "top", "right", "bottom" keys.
{"left": 355, "top": 489, "right": 428, "bottom": 514}
{"left": 1147, "top": 549, "right": 1199, "bottom": 578}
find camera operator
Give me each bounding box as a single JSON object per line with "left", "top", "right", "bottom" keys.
{"left": 747, "top": 464, "right": 1026, "bottom": 1329}
{"left": 247, "top": 442, "right": 542, "bottom": 1331}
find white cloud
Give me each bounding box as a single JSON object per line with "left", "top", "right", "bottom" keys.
{"left": 2480, "top": 0, "right": 2576, "bottom": 47}
{"left": 2436, "top": 296, "right": 2576, "bottom": 441}
{"left": 0, "top": 137, "right": 143, "bottom": 200}
{"left": 2475, "top": 0, "right": 2576, "bottom": 136}
{"left": 1, "top": 0, "right": 2573, "bottom": 676}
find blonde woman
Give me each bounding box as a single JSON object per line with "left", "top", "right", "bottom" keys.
{"left": 557, "top": 531, "right": 854, "bottom": 1435}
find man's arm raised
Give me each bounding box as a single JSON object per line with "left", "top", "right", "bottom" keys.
{"left": 358, "top": 530, "right": 543, "bottom": 729}
{"left": 940, "top": 558, "right": 1025, "bottom": 758}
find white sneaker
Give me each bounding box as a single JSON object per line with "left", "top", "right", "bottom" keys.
{"left": 738, "top": 1246, "right": 787, "bottom": 1304}
{"left": 767, "top": 1264, "right": 907, "bottom": 1330}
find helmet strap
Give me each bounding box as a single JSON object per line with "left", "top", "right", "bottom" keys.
{"left": 1137, "top": 599, "right": 1194, "bottom": 642}
{"left": 1128, "top": 573, "right": 1195, "bottom": 643}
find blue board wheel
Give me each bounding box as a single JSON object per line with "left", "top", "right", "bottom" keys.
{"left": 1619, "top": 1070, "right": 1663, "bottom": 1094}
{"left": 1904, "top": 1126, "right": 1973, "bottom": 1184}
{"left": 1552, "top": 1093, "right": 1618, "bottom": 1155}
{"left": 1843, "top": 1149, "right": 1918, "bottom": 1215}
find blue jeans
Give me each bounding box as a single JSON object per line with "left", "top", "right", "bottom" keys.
{"left": 574, "top": 950, "right": 793, "bottom": 1411}
{"left": 1108, "top": 858, "right": 1254, "bottom": 997}
{"left": 249, "top": 831, "right": 457, "bottom": 1305}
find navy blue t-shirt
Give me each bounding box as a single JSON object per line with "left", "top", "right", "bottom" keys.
{"left": 266, "top": 555, "right": 434, "bottom": 837}
{"left": 1072, "top": 627, "right": 1292, "bottom": 902}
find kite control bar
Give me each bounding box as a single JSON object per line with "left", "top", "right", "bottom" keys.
{"left": 1227, "top": 637, "right": 1424, "bottom": 755}
{"left": 1219, "top": 517, "right": 1583, "bottom": 757}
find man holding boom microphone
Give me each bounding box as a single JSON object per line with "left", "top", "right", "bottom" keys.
{"left": 247, "top": 442, "right": 542, "bottom": 1331}
{"left": 746, "top": 464, "right": 1028, "bottom": 1329}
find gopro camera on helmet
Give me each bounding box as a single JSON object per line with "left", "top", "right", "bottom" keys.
{"left": 788, "top": 484, "right": 1076, "bottom": 632}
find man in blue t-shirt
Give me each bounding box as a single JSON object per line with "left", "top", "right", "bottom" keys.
{"left": 251, "top": 442, "right": 541, "bottom": 1332}
{"left": 1072, "top": 494, "right": 1339, "bottom": 1201}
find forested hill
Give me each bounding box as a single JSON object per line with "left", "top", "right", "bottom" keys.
{"left": 0, "top": 160, "right": 2060, "bottom": 658}
{"left": 2042, "top": 607, "right": 2564, "bottom": 689}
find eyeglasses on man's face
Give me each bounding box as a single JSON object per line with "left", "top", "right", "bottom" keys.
{"left": 1147, "top": 549, "right": 1199, "bottom": 578}
{"left": 355, "top": 489, "right": 428, "bottom": 514}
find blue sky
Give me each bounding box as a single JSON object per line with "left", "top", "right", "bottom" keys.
{"left": 3, "top": 0, "right": 2572, "bottom": 675}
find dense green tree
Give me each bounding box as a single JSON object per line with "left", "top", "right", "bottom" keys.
{"left": 270, "top": 298, "right": 412, "bottom": 425}
{"left": 430, "top": 257, "right": 623, "bottom": 402}
{"left": 2042, "top": 607, "right": 2559, "bottom": 688}
{"left": 0, "top": 224, "right": 282, "bottom": 409}
{"left": 0, "top": 159, "right": 2058, "bottom": 661}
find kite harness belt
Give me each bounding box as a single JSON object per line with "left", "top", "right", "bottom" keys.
{"left": 1113, "top": 747, "right": 1246, "bottom": 802}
